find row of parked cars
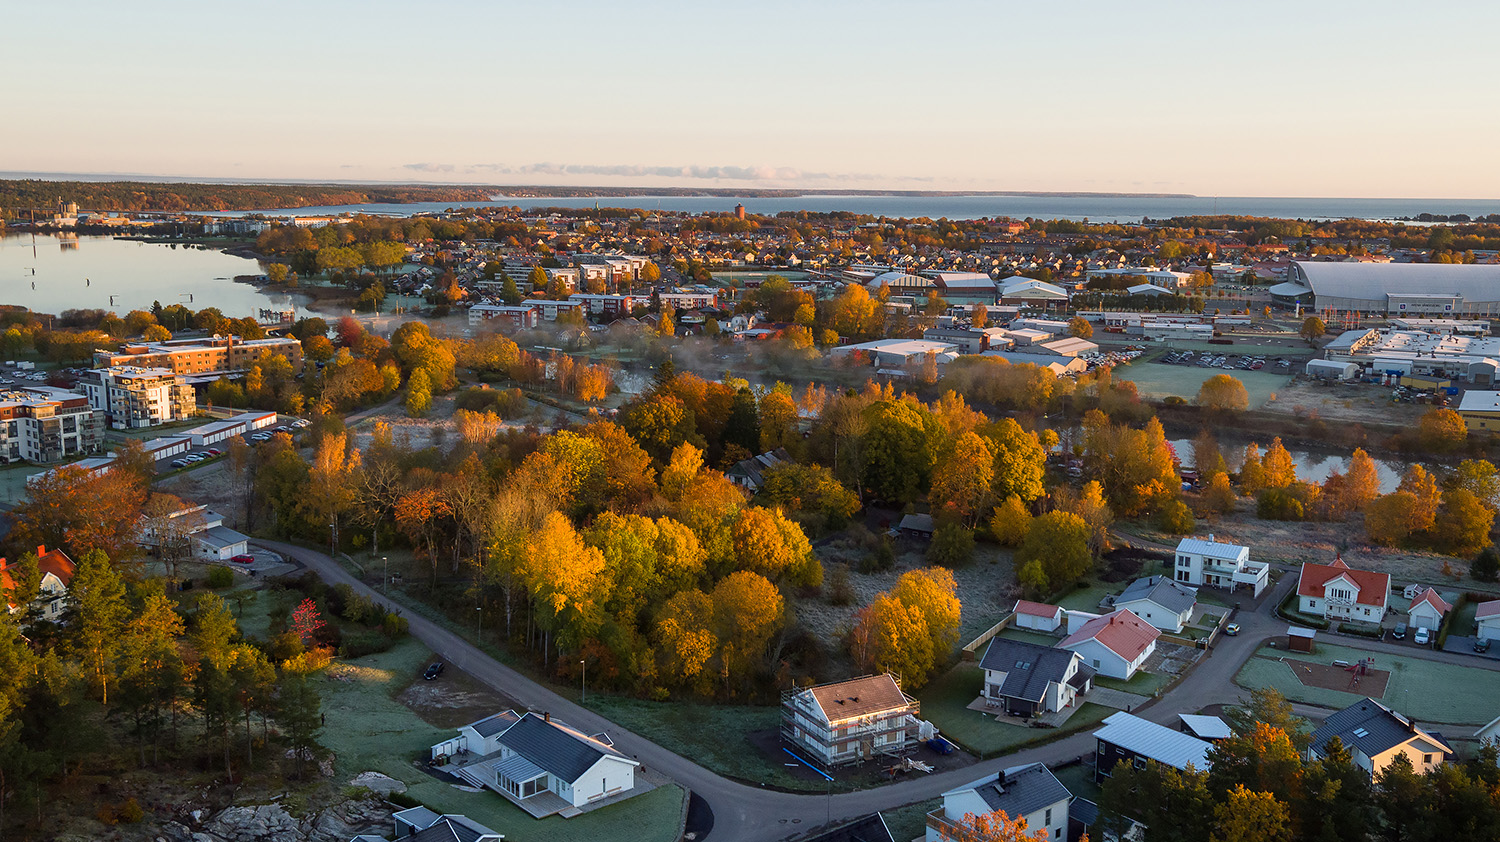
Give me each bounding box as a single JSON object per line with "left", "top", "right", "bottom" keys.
{"left": 167, "top": 418, "right": 310, "bottom": 470}
{"left": 1162, "top": 350, "right": 1292, "bottom": 372}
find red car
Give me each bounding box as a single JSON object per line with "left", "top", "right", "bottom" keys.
{"left": 231, "top": 554, "right": 255, "bottom": 564}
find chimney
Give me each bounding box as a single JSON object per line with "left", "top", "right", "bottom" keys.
{"left": 544, "top": 711, "right": 550, "bottom": 723}
{"left": 36, "top": 546, "right": 45, "bottom": 557}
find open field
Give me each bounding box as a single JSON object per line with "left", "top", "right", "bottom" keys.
{"left": 882, "top": 798, "right": 942, "bottom": 842}
{"left": 1262, "top": 378, "right": 1429, "bottom": 426}
{"left": 1094, "top": 669, "right": 1172, "bottom": 696}
{"left": 1115, "top": 362, "right": 1290, "bottom": 408}
{"left": 917, "top": 663, "right": 1112, "bottom": 757}
{"left": 317, "top": 637, "right": 685, "bottom": 842}
{"left": 1235, "top": 642, "right": 1500, "bottom": 724}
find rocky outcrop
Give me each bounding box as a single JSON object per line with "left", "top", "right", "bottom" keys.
{"left": 187, "top": 797, "right": 391, "bottom": 842}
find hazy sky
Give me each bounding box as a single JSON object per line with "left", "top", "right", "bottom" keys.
{"left": 8, "top": 0, "right": 1499, "bottom": 197}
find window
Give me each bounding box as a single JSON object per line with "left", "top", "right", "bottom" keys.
{"left": 1045, "top": 808, "right": 1052, "bottom": 826}
{"left": 1134, "top": 757, "right": 1146, "bottom": 769}
{"left": 1424, "top": 754, "right": 1433, "bottom": 764}
{"left": 1098, "top": 743, "right": 1106, "bottom": 755}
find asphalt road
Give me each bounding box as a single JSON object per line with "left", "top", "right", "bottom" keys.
{"left": 257, "top": 539, "right": 1488, "bottom": 842}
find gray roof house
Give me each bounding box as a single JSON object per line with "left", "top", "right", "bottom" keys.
{"left": 978, "top": 637, "right": 1094, "bottom": 717}
{"left": 431, "top": 711, "right": 643, "bottom": 818}
{"left": 926, "top": 763, "right": 1071, "bottom": 842}
{"left": 726, "top": 447, "right": 791, "bottom": 491}
{"left": 1310, "top": 698, "right": 1452, "bottom": 778}
{"left": 1114, "top": 575, "right": 1198, "bottom": 633}
{"left": 379, "top": 806, "right": 503, "bottom": 842}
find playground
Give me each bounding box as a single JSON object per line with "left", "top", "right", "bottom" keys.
{"left": 1287, "top": 658, "right": 1389, "bottom": 698}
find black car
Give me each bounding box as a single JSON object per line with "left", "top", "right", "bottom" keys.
{"left": 423, "top": 662, "right": 445, "bottom": 680}
{"left": 1476, "top": 638, "right": 1492, "bottom": 654}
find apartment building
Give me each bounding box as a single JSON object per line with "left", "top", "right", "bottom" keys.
{"left": 94, "top": 335, "right": 304, "bottom": 376}
{"left": 81, "top": 366, "right": 196, "bottom": 429}
{"left": 0, "top": 386, "right": 105, "bottom": 464}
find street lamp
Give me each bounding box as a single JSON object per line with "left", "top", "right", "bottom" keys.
{"left": 580, "top": 659, "right": 587, "bottom": 704}
{"left": 382, "top": 556, "right": 389, "bottom": 595}
{"left": 476, "top": 605, "right": 483, "bottom": 643}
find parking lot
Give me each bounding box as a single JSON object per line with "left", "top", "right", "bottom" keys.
{"left": 1158, "top": 349, "right": 1292, "bottom": 373}
{"left": 163, "top": 417, "right": 310, "bottom": 472}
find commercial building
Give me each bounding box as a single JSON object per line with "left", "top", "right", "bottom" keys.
{"left": 1270, "top": 261, "right": 1500, "bottom": 317}
{"left": 1458, "top": 391, "right": 1500, "bottom": 432}
{"left": 81, "top": 366, "right": 196, "bottom": 429}
{"left": 521, "top": 298, "right": 587, "bottom": 321}
{"left": 831, "top": 339, "right": 960, "bottom": 368}
{"left": 658, "top": 290, "right": 719, "bottom": 310}
{"left": 95, "top": 335, "right": 304, "bottom": 376}
{"left": 924, "top": 271, "right": 998, "bottom": 305}
{"left": 1323, "top": 328, "right": 1500, "bottom": 385}
{"left": 0, "top": 386, "right": 105, "bottom": 464}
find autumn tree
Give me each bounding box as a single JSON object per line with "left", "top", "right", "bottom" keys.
{"left": 850, "top": 570, "right": 961, "bottom": 690}
{"left": 1068, "top": 316, "right": 1094, "bottom": 339}
{"left": 759, "top": 463, "right": 859, "bottom": 531}
{"left": 757, "top": 389, "right": 800, "bottom": 455}
{"left": 1449, "top": 459, "right": 1500, "bottom": 510}
{"left": 1344, "top": 448, "right": 1381, "bottom": 511}
{"left": 1016, "top": 512, "right": 1090, "bottom": 593}
{"left": 931, "top": 432, "right": 995, "bottom": 527}
{"left": 1417, "top": 408, "right": 1467, "bottom": 453}
{"left": 935, "top": 809, "right": 1050, "bottom": 842}
{"left": 1399, "top": 463, "right": 1441, "bottom": 533}
{"left": 1192, "top": 429, "right": 1228, "bottom": 479}
{"left": 1202, "top": 472, "right": 1237, "bottom": 514}
{"left": 1300, "top": 316, "right": 1326, "bottom": 343}
{"left": 1367, "top": 491, "right": 1424, "bottom": 546}
{"left": 1434, "top": 488, "right": 1494, "bottom": 556}
{"left": 1056, "top": 480, "right": 1114, "bottom": 558}
{"left": 520, "top": 512, "right": 609, "bottom": 658}
{"left": 11, "top": 461, "right": 147, "bottom": 561}
{"left": 1260, "top": 438, "right": 1297, "bottom": 489}
{"left": 710, "top": 571, "right": 784, "bottom": 688}
{"left": 984, "top": 417, "right": 1047, "bottom": 504}
{"left": 1212, "top": 785, "right": 1291, "bottom": 842}
{"left": 1197, "top": 373, "right": 1250, "bottom": 412}
{"left": 1238, "top": 443, "right": 1267, "bottom": 496}
{"left": 729, "top": 506, "right": 821, "bottom": 586}
{"left": 655, "top": 589, "right": 717, "bottom": 692}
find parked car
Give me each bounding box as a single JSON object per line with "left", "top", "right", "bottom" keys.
{"left": 1393, "top": 622, "right": 1407, "bottom": 639}
{"left": 1414, "top": 627, "right": 1431, "bottom": 645}
{"left": 206, "top": 448, "right": 222, "bottom": 457}
{"left": 184, "top": 454, "right": 205, "bottom": 463}
{"left": 170, "top": 459, "right": 188, "bottom": 468}
{"left": 1225, "top": 623, "right": 1241, "bottom": 636}
{"left": 423, "top": 662, "right": 445, "bottom": 680}
{"left": 1475, "top": 638, "right": 1491, "bottom": 654}
{"left": 231, "top": 554, "right": 255, "bottom": 564}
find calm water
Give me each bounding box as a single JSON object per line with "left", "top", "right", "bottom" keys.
{"left": 0, "top": 234, "right": 317, "bottom": 319}
{"left": 1169, "top": 438, "right": 1403, "bottom": 493}
{"left": 213, "top": 194, "right": 1500, "bottom": 224}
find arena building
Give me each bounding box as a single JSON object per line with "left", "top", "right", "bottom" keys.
{"left": 1270, "top": 261, "right": 1500, "bottom": 317}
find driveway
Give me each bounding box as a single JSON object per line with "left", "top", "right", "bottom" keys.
{"left": 256, "top": 540, "right": 1486, "bottom": 842}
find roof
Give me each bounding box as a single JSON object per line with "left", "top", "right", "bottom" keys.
{"left": 1117, "top": 576, "right": 1197, "bottom": 616}
{"left": 1178, "top": 714, "right": 1233, "bottom": 740}
{"left": 394, "top": 806, "right": 443, "bottom": 829}
{"left": 1458, "top": 391, "right": 1500, "bottom": 414}
{"left": 1039, "top": 337, "right": 1098, "bottom": 357}
{"left": 409, "top": 816, "right": 502, "bottom": 842}
{"left": 492, "top": 752, "right": 547, "bottom": 783}
{"left": 1093, "top": 712, "right": 1212, "bottom": 771}
{"left": 802, "top": 813, "right": 896, "bottom": 842}
{"left": 1409, "top": 588, "right": 1452, "bottom": 615}
{"left": 197, "top": 525, "right": 249, "bottom": 551}
{"left": 1061, "top": 609, "right": 1160, "bottom": 662}
{"left": 1288, "top": 626, "right": 1317, "bottom": 639}
{"left": 806, "top": 675, "right": 913, "bottom": 723}
{"left": 726, "top": 447, "right": 791, "bottom": 486}
{"left": 942, "top": 763, "right": 1071, "bottom": 819}
{"left": 466, "top": 710, "right": 523, "bottom": 738}
{"left": 927, "top": 272, "right": 997, "bottom": 291}
{"left": 36, "top": 546, "right": 75, "bottom": 587}
{"left": 1311, "top": 697, "right": 1452, "bottom": 759}
{"left": 1297, "top": 560, "right": 1390, "bottom": 607}
{"left": 1000, "top": 278, "right": 1068, "bottom": 298}
{"left": 1071, "top": 798, "right": 1100, "bottom": 827}
{"left": 1126, "top": 283, "right": 1172, "bottom": 295}
{"left": 978, "top": 638, "right": 1090, "bottom": 703}
{"left": 1476, "top": 599, "right": 1500, "bottom": 621}
{"left": 1175, "top": 536, "right": 1247, "bottom": 560}
{"left": 898, "top": 513, "right": 935, "bottom": 534}
{"left": 1014, "top": 600, "right": 1063, "bottom": 619}
{"left": 497, "top": 712, "right": 635, "bottom": 782}
{"left": 1292, "top": 260, "right": 1500, "bottom": 304}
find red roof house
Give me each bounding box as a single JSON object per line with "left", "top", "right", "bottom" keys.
{"left": 1059, "top": 609, "right": 1159, "bottom": 680}
{"left": 1297, "top": 559, "right": 1390, "bottom": 625}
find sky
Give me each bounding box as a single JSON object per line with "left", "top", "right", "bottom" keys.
{"left": 7, "top": 0, "right": 1500, "bottom": 198}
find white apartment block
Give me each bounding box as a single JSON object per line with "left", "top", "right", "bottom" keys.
{"left": 1172, "top": 536, "right": 1268, "bottom": 596}
{"left": 82, "top": 366, "right": 196, "bottom": 429}
{"left": 0, "top": 386, "right": 105, "bottom": 464}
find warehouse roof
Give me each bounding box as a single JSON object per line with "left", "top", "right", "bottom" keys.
{"left": 1294, "top": 261, "right": 1500, "bottom": 303}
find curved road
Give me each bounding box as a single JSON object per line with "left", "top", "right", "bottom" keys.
{"left": 254, "top": 540, "right": 1467, "bottom": 841}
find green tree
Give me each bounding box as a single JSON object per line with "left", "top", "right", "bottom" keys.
{"left": 67, "top": 549, "right": 128, "bottom": 704}
{"left": 926, "top": 521, "right": 975, "bottom": 567}
{"left": 983, "top": 418, "right": 1047, "bottom": 503}
{"left": 276, "top": 672, "right": 324, "bottom": 778}
{"left": 1223, "top": 687, "right": 1312, "bottom": 751}
{"left": 405, "top": 367, "right": 433, "bottom": 417}
{"left": 1015, "top": 511, "right": 1090, "bottom": 592}
{"left": 1449, "top": 459, "right": 1500, "bottom": 510}
{"left": 1473, "top": 546, "right": 1500, "bottom": 582}
{"left": 861, "top": 400, "right": 936, "bottom": 503}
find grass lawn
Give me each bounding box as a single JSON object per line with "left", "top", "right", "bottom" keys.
{"left": 1055, "top": 584, "right": 1114, "bottom": 613}
{"left": 916, "top": 664, "right": 1112, "bottom": 757}
{"left": 998, "top": 628, "right": 1063, "bottom": 647}
{"left": 1116, "top": 362, "right": 1289, "bottom": 408}
{"left": 1235, "top": 642, "right": 1500, "bottom": 724}
{"left": 1094, "top": 670, "right": 1171, "bottom": 697}
{"left": 1050, "top": 761, "right": 1101, "bottom": 802}
{"left": 580, "top": 694, "right": 835, "bottom": 791}
{"left": 317, "top": 638, "right": 684, "bottom": 842}
{"left": 882, "top": 798, "right": 940, "bottom": 842}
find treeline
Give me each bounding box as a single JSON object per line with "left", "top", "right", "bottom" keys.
{"left": 0, "top": 179, "right": 495, "bottom": 215}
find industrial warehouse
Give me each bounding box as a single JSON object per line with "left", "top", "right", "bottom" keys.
{"left": 1270, "top": 261, "right": 1500, "bottom": 317}
{"left": 1323, "top": 327, "right": 1500, "bottom": 385}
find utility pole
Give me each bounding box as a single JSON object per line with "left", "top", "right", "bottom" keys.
{"left": 580, "top": 659, "right": 587, "bottom": 704}
{"left": 382, "top": 556, "right": 388, "bottom": 595}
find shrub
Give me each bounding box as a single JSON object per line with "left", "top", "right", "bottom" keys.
{"left": 382, "top": 612, "right": 410, "bottom": 638}
{"left": 117, "top": 798, "right": 143, "bottom": 824}
{"left": 207, "top": 566, "right": 234, "bottom": 589}
{"left": 927, "top": 522, "right": 975, "bottom": 567}
{"left": 1155, "top": 498, "right": 1196, "bottom": 534}
{"left": 1474, "top": 547, "right": 1500, "bottom": 582}
{"left": 1257, "top": 488, "right": 1305, "bottom": 521}
{"left": 340, "top": 628, "right": 395, "bottom": 659}
{"left": 826, "top": 563, "right": 855, "bottom": 606}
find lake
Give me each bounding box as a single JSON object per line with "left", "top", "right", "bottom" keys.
{"left": 1169, "top": 438, "right": 1404, "bottom": 493}
{"left": 0, "top": 234, "right": 318, "bottom": 319}
{"left": 210, "top": 194, "right": 1500, "bottom": 224}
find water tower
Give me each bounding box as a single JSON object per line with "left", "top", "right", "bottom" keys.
{"left": 734, "top": 203, "right": 746, "bottom": 220}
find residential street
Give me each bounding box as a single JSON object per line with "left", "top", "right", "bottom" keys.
{"left": 258, "top": 539, "right": 1493, "bottom": 842}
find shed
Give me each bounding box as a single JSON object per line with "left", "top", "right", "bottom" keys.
{"left": 896, "top": 513, "right": 935, "bottom": 540}
{"left": 1288, "top": 626, "right": 1317, "bottom": 652}
{"left": 1305, "top": 359, "right": 1359, "bottom": 381}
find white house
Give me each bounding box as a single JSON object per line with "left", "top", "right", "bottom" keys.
{"left": 382, "top": 807, "right": 503, "bottom": 842}
{"left": 0, "top": 545, "right": 76, "bottom": 622}
{"left": 1013, "top": 600, "right": 1065, "bottom": 633}
{"left": 979, "top": 638, "right": 1093, "bottom": 717}
{"left": 1060, "top": 609, "right": 1159, "bottom": 680}
{"left": 1297, "top": 559, "right": 1390, "bottom": 626}
{"left": 1477, "top": 600, "right": 1500, "bottom": 643}
{"left": 781, "top": 674, "right": 923, "bottom": 768}
{"left": 1310, "top": 698, "right": 1450, "bottom": 778}
{"left": 1407, "top": 588, "right": 1452, "bottom": 634}
{"left": 433, "top": 711, "right": 640, "bottom": 816}
{"left": 138, "top": 503, "right": 250, "bottom": 562}
{"left": 927, "top": 763, "right": 1071, "bottom": 842}
{"left": 1114, "top": 576, "right": 1197, "bottom": 634}
{"left": 1172, "top": 536, "right": 1268, "bottom": 596}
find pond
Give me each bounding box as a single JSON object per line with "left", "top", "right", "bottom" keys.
{"left": 0, "top": 233, "right": 318, "bottom": 319}
{"left": 1168, "top": 437, "right": 1405, "bottom": 493}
